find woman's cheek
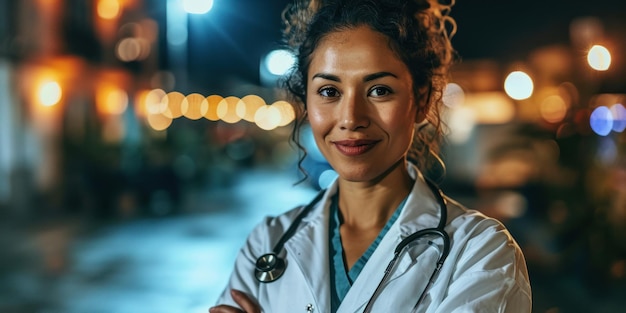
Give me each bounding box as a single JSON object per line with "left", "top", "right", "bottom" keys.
{"left": 307, "top": 108, "right": 329, "bottom": 131}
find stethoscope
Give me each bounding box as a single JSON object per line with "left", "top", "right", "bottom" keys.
{"left": 254, "top": 178, "right": 450, "bottom": 312}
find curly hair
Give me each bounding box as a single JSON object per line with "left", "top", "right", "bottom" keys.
{"left": 280, "top": 0, "right": 457, "bottom": 180}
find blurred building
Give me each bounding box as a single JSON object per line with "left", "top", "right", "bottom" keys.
{"left": 0, "top": 0, "right": 298, "bottom": 221}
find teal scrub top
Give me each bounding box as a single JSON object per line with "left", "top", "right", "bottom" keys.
{"left": 329, "top": 194, "right": 407, "bottom": 312}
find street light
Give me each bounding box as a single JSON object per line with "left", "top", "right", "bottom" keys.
{"left": 183, "top": 0, "right": 214, "bottom": 15}
{"left": 260, "top": 49, "right": 296, "bottom": 87}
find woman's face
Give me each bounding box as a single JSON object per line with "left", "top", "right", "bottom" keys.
{"left": 306, "top": 25, "right": 419, "bottom": 183}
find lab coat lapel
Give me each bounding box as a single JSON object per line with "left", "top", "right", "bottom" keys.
{"left": 283, "top": 187, "right": 335, "bottom": 313}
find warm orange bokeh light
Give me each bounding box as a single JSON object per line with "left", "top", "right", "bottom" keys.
{"left": 541, "top": 95, "right": 569, "bottom": 123}
{"left": 236, "top": 95, "right": 266, "bottom": 122}
{"left": 96, "top": 84, "right": 128, "bottom": 115}
{"left": 97, "top": 0, "right": 121, "bottom": 20}
{"left": 182, "top": 93, "right": 209, "bottom": 120}
{"left": 217, "top": 96, "right": 242, "bottom": 124}
{"left": 147, "top": 112, "right": 173, "bottom": 131}
{"left": 254, "top": 105, "right": 281, "bottom": 130}
{"left": 272, "top": 100, "right": 296, "bottom": 127}
{"left": 205, "top": 95, "right": 223, "bottom": 121}
{"left": 163, "top": 91, "right": 185, "bottom": 119}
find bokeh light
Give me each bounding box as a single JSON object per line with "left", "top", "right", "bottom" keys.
{"left": 464, "top": 92, "right": 515, "bottom": 124}
{"left": 504, "top": 71, "right": 534, "bottom": 100}
{"left": 97, "top": 0, "right": 121, "bottom": 20}
{"left": 587, "top": 45, "right": 611, "bottom": 71}
{"left": 96, "top": 85, "right": 128, "bottom": 115}
{"left": 205, "top": 95, "right": 223, "bottom": 121}
{"left": 163, "top": 91, "right": 185, "bottom": 119}
{"left": 590, "top": 106, "right": 613, "bottom": 136}
{"left": 182, "top": 93, "right": 209, "bottom": 120}
{"left": 183, "top": 0, "right": 214, "bottom": 14}
{"left": 131, "top": 90, "right": 296, "bottom": 130}
{"left": 144, "top": 89, "right": 168, "bottom": 115}
{"left": 540, "top": 95, "right": 568, "bottom": 123}
{"left": 446, "top": 105, "right": 476, "bottom": 144}
{"left": 236, "top": 95, "right": 266, "bottom": 122}
{"left": 37, "top": 80, "right": 62, "bottom": 107}
{"left": 610, "top": 103, "right": 626, "bottom": 132}
{"left": 217, "top": 96, "right": 242, "bottom": 124}
{"left": 147, "top": 111, "right": 173, "bottom": 131}
{"left": 272, "top": 100, "right": 296, "bottom": 127}
{"left": 264, "top": 49, "right": 296, "bottom": 76}
{"left": 443, "top": 83, "right": 465, "bottom": 107}
{"left": 254, "top": 105, "right": 281, "bottom": 130}
{"left": 115, "top": 37, "right": 151, "bottom": 62}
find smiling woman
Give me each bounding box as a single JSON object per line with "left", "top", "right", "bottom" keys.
{"left": 306, "top": 27, "right": 418, "bottom": 184}
{"left": 210, "top": 1, "right": 532, "bottom": 312}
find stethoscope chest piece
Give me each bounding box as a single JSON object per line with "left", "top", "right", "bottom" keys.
{"left": 255, "top": 253, "right": 286, "bottom": 282}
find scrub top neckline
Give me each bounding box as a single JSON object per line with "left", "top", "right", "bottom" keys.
{"left": 329, "top": 193, "right": 408, "bottom": 312}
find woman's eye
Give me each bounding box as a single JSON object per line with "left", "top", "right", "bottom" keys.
{"left": 319, "top": 87, "right": 339, "bottom": 97}
{"left": 369, "top": 86, "right": 391, "bottom": 97}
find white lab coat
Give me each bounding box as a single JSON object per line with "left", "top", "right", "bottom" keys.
{"left": 216, "top": 165, "right": 532, "bottom": 312}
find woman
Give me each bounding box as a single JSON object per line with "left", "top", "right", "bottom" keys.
{"left": 211, "top": 0, "right": 532, "bottom": 312}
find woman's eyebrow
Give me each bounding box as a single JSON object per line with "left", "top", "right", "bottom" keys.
{"left": 363, "top": 71, "right": 398, "bottom": 82}
{"left": 311, "top": 72, "right": 398, "bottom": 82}
{"left": 311, "top": 73, "right": 340, "bottom": 82}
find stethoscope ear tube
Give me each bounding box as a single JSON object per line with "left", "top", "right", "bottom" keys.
{"left": 396, "top": 228, "right": 451, "bottom": 264}
{"left": 363, "top": 229, "right": 450, "bottom": 313}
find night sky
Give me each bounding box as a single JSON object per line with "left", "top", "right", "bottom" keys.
{"left": 179, "top": 0, "right": 626, "bottom": 92}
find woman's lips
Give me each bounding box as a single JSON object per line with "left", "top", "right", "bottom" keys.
{"left": 332, "top": 139, "right": 380, "bottom": 156}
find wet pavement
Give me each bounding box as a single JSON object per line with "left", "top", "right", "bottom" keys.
{"left": 0, "top": 167, "right": 317, "bottom": 313}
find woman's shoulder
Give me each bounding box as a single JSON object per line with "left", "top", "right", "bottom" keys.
{"left": 446, "top": 197, "right": 509, "bottom": 232}
{"left": 445, "top": 197, "right": 524, "bottom": 254}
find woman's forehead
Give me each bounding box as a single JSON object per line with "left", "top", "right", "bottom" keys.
{"left": 308, "top": 26, "right": 408, "bottom": 76}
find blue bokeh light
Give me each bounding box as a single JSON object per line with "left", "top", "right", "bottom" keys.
{"left": 590, "top": 106, "right": 613, "bottom": 136}
{"left": 611, "top": 103, "right": 626, "bottom": 132}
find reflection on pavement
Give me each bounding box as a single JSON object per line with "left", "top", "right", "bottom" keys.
{"left": 0, "top": 168, "right": 317, "bottom": 313}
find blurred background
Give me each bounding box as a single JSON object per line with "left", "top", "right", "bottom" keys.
{"left": 0, "top": 0, "right": 625, "bottom": 312}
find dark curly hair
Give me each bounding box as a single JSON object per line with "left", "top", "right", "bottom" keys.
{"left": 280, "top": 0, "right": 457, "bottom": 180}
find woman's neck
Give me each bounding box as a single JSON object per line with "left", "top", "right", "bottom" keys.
{"left": 336, "top": 162, "right": 414, "bottom": 229}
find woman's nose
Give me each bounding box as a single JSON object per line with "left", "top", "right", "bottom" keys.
{"left": 338, "top": 93, "right": 370, "bottom": 130}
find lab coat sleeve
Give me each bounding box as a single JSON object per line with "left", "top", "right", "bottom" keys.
{"left": 435, "top": 218, "right": 532, "bottom": 313}
{"left": 214, "top": 219, "right": 267, "bottom": 308}
{"left": 214, "top": 208, "right": 303, "bottom": 308}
